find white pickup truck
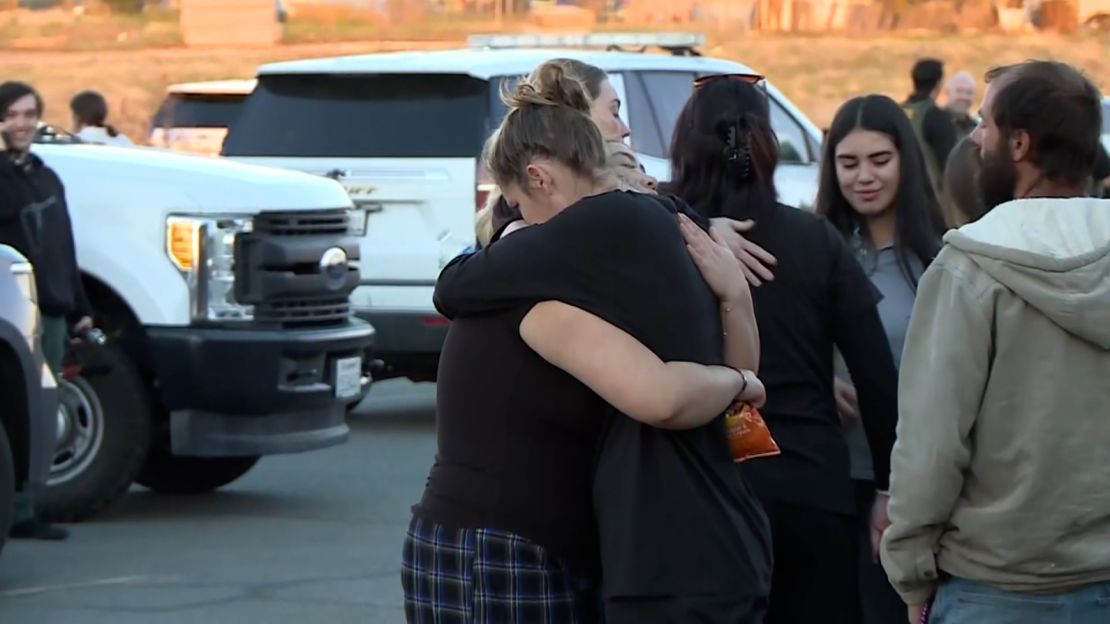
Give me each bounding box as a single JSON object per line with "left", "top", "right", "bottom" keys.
{"left": 30, "top": 130, "right": 374, "bottom": 521}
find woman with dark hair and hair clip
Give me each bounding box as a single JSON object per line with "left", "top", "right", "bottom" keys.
{"left": 405, "top": 62, "right": 771, "bottom": 623}
{"left": 70, "top": 90, "right": 132, "bottom": 147}
{"left": 667, "top": 75, "right": 900, "bottom": 624}
{"left": 816, "top": 94, "right": 945, "bottom": 624}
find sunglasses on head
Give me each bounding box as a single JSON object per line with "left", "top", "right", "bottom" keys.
{"left": 693, "top": 73, "right": 766, "bottom": 91}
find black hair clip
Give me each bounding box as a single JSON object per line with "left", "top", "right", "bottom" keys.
{"left": 724, "top": 124, "right": 741, "bottom": 162}
{"left": 733, "top": 118, "right": 754, "bottom": 182}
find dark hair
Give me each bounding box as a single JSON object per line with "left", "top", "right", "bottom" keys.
{"left": 0, "top": 81, "right": 44, "bottom": 117}
{"left": 986, "top": 60, "right": 1102, "bottom": 186}
{"left": 943, "top": 137, "right": 988, "bottom": 226}
{"left": 70, "top": 90, "right": 118, "bottom": 137}
{"left": 984, "top": 65, "right": 1010, "bottom": 84}
{"left": 817, "top": 95, "right": 944, "bottom": 287}
{"left": 667, "top": 78, "right": 779, "bottom": 222}
{"left": 484, "top": 61, "right": 607, "bottom": 192}
{"left": 912, "top": 59, "right": 945, "bottom": 94}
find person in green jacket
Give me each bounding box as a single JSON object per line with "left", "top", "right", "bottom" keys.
{"left": 901, "top": 59, "right": 958, "bottom": 192}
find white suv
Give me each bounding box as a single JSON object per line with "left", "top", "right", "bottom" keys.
{"left": 222, "top": 33, "right": 824, "bottom": 381}
{"left": 149, "top": 80, "right": 256, "bottom": 157}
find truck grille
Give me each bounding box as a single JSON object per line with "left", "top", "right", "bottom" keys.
{"left": 236, "top": 210, "right": 361, "bottom": 329}
{"left": 254, "top": 298, "right": 351, "bottom": 327}
{"left": 252, "top": 209, "right": 350, "bottom": 236}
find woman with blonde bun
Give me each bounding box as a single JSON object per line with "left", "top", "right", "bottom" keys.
{"left": 414, "top": 61, "right": 771, "bottom": 624}
{"left": 474, "top": 140, "right": 656, "bottom": 247}
{"left": 479, "top": 59, "right": 776, "bottom": 287}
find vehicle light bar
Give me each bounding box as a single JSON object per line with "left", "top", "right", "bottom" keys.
{"left": 467, "top": 32, "right": 706, "bottom": 51}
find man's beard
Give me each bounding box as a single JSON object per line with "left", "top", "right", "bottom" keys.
{"left": 978, "top": 146, "right": 1017, "bottom": 210}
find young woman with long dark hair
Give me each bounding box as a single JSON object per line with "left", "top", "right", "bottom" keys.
{"left": 666, "top": 75, "right": 900, "bottom": 624}
{"left": 816, "top": 94, "right": 945, "bottom": 624}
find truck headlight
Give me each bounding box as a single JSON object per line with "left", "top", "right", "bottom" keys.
{"left": 166, "top": 215, "right": 254, "bottom": 322}
{"left": 10, "top": 259, "right": 37, "bottom": 306}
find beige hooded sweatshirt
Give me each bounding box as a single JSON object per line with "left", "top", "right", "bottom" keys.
{"left": 881, "top": 197, "right": 1110, "bottom": 605}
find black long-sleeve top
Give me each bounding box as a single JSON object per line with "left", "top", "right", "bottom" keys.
{"left": 435, "top": 191, "right": 772, "bottom": 601}
{"left": 0, "top": 153, "right": 91, "bottom": 322}
{"left": 713, "top": 202, "right": 899, "bottom": 514}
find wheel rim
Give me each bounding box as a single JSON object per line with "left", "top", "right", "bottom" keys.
{"left": 49, "top": 377, "right": 106, "bottom": 486}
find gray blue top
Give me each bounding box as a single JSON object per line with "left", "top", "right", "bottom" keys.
{"left": 841, "top": 237, "right": 924, "bottom": 481}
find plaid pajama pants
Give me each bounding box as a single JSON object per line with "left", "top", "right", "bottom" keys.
{"left": 401, "top": 517, "right": 601, "bottom": 624}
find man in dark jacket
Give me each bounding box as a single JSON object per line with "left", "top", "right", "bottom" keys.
{"left": 902, "top": 59, "right": 959, "bottom": 190}
{"left": 1, "top": 81, "right": 91, "bottom": 541}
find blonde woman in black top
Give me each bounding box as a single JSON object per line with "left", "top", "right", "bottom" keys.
{"left": 414, "top": 63, "right": 773, "bottom": 623}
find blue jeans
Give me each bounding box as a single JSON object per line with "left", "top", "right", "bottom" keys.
{"left": 932, "top": 577, "right": 1110, "bottom": 624}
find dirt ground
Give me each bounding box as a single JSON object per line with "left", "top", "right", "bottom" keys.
{"left": 3, "top": 33, "right": 1108, "bottom": 141}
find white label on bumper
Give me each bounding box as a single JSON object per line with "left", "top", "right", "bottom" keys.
{"left": 335, "top": 357, "right": 363, "bottom": 399}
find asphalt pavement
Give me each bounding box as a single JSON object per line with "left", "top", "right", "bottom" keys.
{"left": 0, "top": 380, "right": 438, "bottom": 624}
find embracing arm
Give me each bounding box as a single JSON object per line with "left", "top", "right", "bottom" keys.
{"left": 434, "top": 222, "right": 574, "bottom": 320}
{"left": 710, "top": 217, "right": 778, "bottom": 287}
{"left": 720, "top": 287, "right": 759, "bottom": 373}
{"left": 679, "top": 214, "right": 760, "bottom": 372}
{"left": 520, "top": 301, "right": 761, "bottom": 429}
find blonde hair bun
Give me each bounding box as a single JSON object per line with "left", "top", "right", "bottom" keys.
{"left": 502, "top": 61, "right": 593, "bottom": 115}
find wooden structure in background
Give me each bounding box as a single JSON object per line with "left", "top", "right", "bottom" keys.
{"left": 180, "top": 0, "right": 281, "bottom": 47}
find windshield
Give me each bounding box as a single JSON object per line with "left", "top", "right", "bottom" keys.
{"left": 152, "top": 94, "right": 247, "bottom": 130}
{"left": 33, "top": 122, "right": 81, "bottom": 145}
{"left": 221, "top": 73, "right": 489, "bottom": 158}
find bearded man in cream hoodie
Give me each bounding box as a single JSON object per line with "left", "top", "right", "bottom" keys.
{"left": 881, "top": 60, "right": 1110, "bottom": 624}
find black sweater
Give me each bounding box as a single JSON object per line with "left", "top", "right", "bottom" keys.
{"left": 710, "top": 202, "right": 899, "bottom": 514}
{"left": 435, "top": 191, "right": 772, "bottom": 600}
{"left": 0, "top": 153, "right": 90, "bottom": 321}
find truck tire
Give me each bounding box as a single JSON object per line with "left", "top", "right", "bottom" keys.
{"left": 0, "top": 424, "right": 14, "bottom": 555}
{"left": 39, "top": 346, "right": 151, "bottom": 522}
{"left": 136, "top": 453, "right": 260, "bottom": 494}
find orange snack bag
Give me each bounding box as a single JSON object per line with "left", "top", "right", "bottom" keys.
{"left": 724, "top": 402, "right": 781, "bottom": 463}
